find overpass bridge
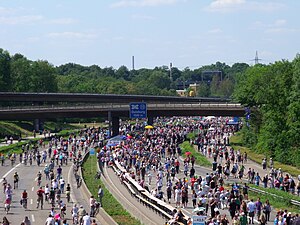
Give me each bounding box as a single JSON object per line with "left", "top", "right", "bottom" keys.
{"left": 0, "top": 92, "right": 244, "bottom": 135}
{"left": 0, "top": 102, "right": 244, "bottom": 135}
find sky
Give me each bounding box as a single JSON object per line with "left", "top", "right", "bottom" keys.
{"left": 0, "top": 0, "right": 299, "bottom": 69}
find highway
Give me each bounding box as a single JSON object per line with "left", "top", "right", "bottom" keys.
{"left": 0, "top": 147, "right": 98, "bottom": 224}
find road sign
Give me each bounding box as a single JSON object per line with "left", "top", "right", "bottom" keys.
{"left": 192, "top": 216, "right": 206, "bottom": 225}
{"left": 90, "top": 148, "right": 95, "bottom": 155}
{"left": 129, "top": 102, "right": 147, "bottom": 119}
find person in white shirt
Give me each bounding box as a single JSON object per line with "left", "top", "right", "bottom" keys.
{"left": 82, "top": 213, "right": 91, "bottom": 225}
{"left": 45, "top": 214, "right": 55, "bottom": 225}
{"left": 247, "top": 199, "right": 256, "bottom": 224}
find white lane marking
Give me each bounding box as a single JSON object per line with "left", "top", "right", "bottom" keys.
{"left": 67, "top": 164, "right": 75, "bottom": 203}
{"left": 32, "top": 187, "right": 34, "bottom": 192}
{"left": 31, "top": 214, "right": 35, "bottom": 222}
{"left": 31, "top": 199, "right": 33, "bottom": 205}
{"left": 0, "top": 163, "right": 21, "bottom": 182}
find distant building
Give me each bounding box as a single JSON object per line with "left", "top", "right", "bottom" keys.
{"left": 176, "top": 89, "right": 186, "bottom": 97}
{"left": 189, "top": 83, "right": 200, "bottom": 94}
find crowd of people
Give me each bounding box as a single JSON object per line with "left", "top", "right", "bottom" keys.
{"left": 0, "top": 116, "right": 299, "bottom": 225}
{"left": 106, "top": 117, "right": 300, "bottom": 225}
{"left": 0, "top": 129, "right": 106, "bottom": 225}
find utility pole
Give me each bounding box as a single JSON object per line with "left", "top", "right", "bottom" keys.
{"left": 254, "top": 51, "right": 262, "bottom": 64}
{"left": 132, "top": 56, "right": 135, "bottom": 70}
{"left": 169, "top": 62, "right": 173, "bottom": 81}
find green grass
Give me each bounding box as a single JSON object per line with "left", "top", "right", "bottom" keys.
{"left": 0, "top": 121, "right": 32, "bottom": 138}
{"left": 248, "top": 191, "right": 299, "bottom": 213}
{"left": 230, "top": 133, "right": 300, "bottom": 177}
{"left": 0, "top": 139, "right": 39, "bottom": 155}
{"left": 180, "top": 141, "right": 211, "bottom": 167}
{"left": 248, "top": 184, "right": 300, "bottom": 202}
{"left": 82, "top": 155, "right": 142, "bottom": 225}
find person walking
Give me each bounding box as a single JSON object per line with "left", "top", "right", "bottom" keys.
{"left": 255, "top": 197, "right": 263, "bottom": 221}
{"left": 36, "top": 186, "right": 45, "bottom": 209}
{"left": 22, "top": 216, "right": 31, "bottom": 225}
{"left": 247, "top": 199, "right": 256, "bottom": 224}
{"left": 97, "top": 185, "right": 103, "bottom": 207}
{"left": 263, "top": 199, "right": 271, "bottom": 222}
{"left": 2, "top": 216, "right": 10, "bottom": 225}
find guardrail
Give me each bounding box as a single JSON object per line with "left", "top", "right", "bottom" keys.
{"left": 0, "top": 102, "right": 243, "bottom": 112}
{"left": 110, "top": 154, "right": 189, "bottom": 225}
{"left": 248, "top": 187, "right": 300, "bottom": 207}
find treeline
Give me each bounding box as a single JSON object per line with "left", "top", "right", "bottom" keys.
{"left": 0, "top": 48, "right": 249, "bottom": 97}
{"left": 234, "top": 54, "right": 300, "bottom": 167}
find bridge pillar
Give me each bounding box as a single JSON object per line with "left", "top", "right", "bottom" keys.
{"left": 33, "top": 119, "right": 44, "bottom": 132}
{"left": 108, "top": 112, "right": 119, "bottom": 137}
{"left": 147, "top": 116, "right": 154, "bottom": 125}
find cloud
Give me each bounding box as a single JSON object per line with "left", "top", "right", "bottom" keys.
{"left": 0, "top": 15, "right": 43, "bottom": 25}
{"left": 47, "top": 18, "right": 77, "bottom": 25}
{"left": 207, "top": 28, "right": 222, "bottom": 34}
{"left": 251, "top": 19, "right": 296, "bottom": 34}
{"left": 206, "top": 0, "right": 284, "bottom": 12}
{"left": 265, "top": 27, "right": 297, "bottom": 34}
{"left": 46, "top": 32, "right": 98, "bottom": 39}
{"left": 131, "top": 14, "right": 155, "bottom": 20}
{"left": 110, "top": 0, "right": 183, "bottom": 8}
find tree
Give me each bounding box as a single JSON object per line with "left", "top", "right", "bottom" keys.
{"left": 11, "top": 54, "right": 32, "bottom": 92}
{"left": 31, "top": 60, "right": 58, "bottom": 92}
{"left": 115, "top": 65, "right": 130, "bottom": 80}
{"left": 196, "top": 82, "right": 210, "bottom": 97}
{"left": 218, "top": 78, "right": 234, "bottom": 97}
{"left": 148, "top": 71, "right": 171, "bottom": 89}
{"left": 0, "top": 49, "right": 12, "bottom": 91}
{"left": 210, "top": 75, "right": 220, "bottom": 96}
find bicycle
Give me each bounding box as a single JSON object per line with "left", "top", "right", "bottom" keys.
{"left": 21, "top": 198, "right": 28, "bottom": 210}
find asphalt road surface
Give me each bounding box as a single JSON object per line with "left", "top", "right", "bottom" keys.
{"left": 0, "top": 148, "right": 98, "bottom": 225}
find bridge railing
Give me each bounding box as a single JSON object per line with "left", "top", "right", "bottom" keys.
{"left": 0, "top": 102, "right": 243, "bottom": 111}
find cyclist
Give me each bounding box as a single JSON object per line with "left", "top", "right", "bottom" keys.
{"left": 36, "top": 186, "right": 44, "bottom": 209}
{"left": 37, "top": 171, "right": 42, "bottom": 186}
{"left": 13, "top": 172, "right": 19, "bottom": 189}
{"left": 21, "top": 190, "right": 28, "bottom": 209}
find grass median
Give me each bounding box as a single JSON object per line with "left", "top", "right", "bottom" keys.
{"left": 82, "top": 155, "right": 142, "bottom": 225}
{"left": 180, "top": 141, "right": 211, "bottom": 167}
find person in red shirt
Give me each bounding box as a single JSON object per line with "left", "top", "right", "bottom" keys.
{"left": 36, "top": 187, "right": 45, "bottom": 209}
